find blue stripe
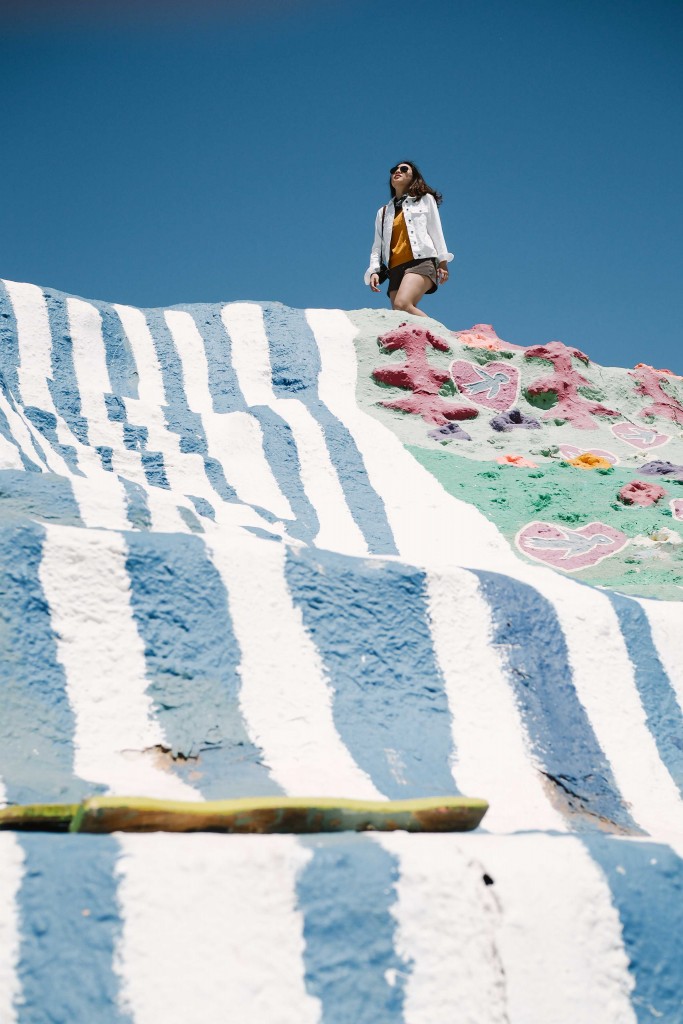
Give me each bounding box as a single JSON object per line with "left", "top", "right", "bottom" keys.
{"left": 297, "top": 835, "right": 408, "bottom": 1022}
{"left": 44, "top": 289, "right": 90, "bottom": 447}
{"left": 16, "top": 835, "right": 131, "bottom": 1024}
{"left": 286, "top": 546, "right": 459, "bottom": 798}
{"left": 94, "top": 301, "right": 140, "bottom": 400}
{"left": 0, "top": 469, "right": 83, "bottom": 528}
{"left": 609, "top": 593, "right": 683, "bottom": 796}
{"left": 0, "top": 523, "right": 91, "bottom": 804}
{"left": 0, "top": 280, "right": 21, "bottom": 399}
{"left": 583, "top": 835, "right": 683, "bottom": 1022}
{"left": 262, "top": 304, "right": 397, "bottom": 555}
{"left": 119, "top": 475, "right": 152, "bottom": 530}
{"left": 125, "top": 531, "right": 281, "bottom": 798}
{"left": 473, "top": 570, "right": 640, "bottom": 832}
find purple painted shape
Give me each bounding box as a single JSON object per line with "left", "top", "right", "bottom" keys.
{"left": 611, "top": 421, "right": 670, "bottom": 450}
{"left": 638, "top": 460, "right": 683, "bottom": 480}
{"left": 450, "top": 359, "right": 519, "bottom": 411}
{"left": 525, "top": 342, "right": 619, "bottom": 429}
{"left": 558, "top": 444, "right": 618, "bottom": 465}
{"left": 373, "top": 325, "right": 479, "bottom": 425}
{"left": 671, "top": 499, "right": 683, "bottom": 522}
{"left": 489, "top": 408, "right": 540, "bottom": 432}
{"left": 427, "top": 422, "right": 472, "bottom": 442}
{"left": 630, "top": 366, "right": 683, "bottom": 425}
{"left": 516, "top": 520, "right": 629, "bottom": 571}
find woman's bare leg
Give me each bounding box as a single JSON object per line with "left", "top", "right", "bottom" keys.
{"left": 390, "top": 273, "right": 432, "bottom": 317}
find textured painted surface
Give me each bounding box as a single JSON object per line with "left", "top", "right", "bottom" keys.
{"left": 1, "top": 279, "right": 683, "bottom": 1021}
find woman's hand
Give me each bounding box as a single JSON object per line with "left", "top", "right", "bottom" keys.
{"left": 437, "top": 262, "right": 449, "bottom": 285}
{"left": 369, "top": 273, "right": 380, "bottom": 292}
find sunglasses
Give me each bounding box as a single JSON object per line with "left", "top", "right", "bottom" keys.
{"left": 391, "top": 164, "right": 411, "bottom": 175}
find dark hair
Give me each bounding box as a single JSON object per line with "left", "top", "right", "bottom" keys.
{"left": 388, "top": 161, "right": 443, "bottom": 206}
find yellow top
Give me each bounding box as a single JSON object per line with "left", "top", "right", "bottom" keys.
{"left": 389, "top": 209, "right": 413, "bottom": 268}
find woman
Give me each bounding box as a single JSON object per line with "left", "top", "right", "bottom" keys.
{"left": 365, "top": 161, "right": 453, "bottom": 317}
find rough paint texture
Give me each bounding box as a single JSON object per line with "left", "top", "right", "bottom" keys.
{"left": 0, "top": 279, "right": 682, "bottom": 1022}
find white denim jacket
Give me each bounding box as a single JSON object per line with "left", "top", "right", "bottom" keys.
{"left": 364, "top": 193, "right": 454, "bottom": 285}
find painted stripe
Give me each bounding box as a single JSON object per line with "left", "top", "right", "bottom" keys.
{"left": 115, "top": 833, "right": 320, "bottom": 1024}
{"left": 472, "top": 833, "right": 637, "bottom": 1024}
{"left": 285, "top": 545, "right": 459, "bottom": 798}
{"left": 377, "top": 833, "right": 509, "bottom": 1024}
{"left": 637, "top": 596, "right": 683, "bottom": 714}
{"left": 164, "top": 309, "right": 293, "bottom": 522}
{"left": 44, "top": 288, "right": 90, "bottom": 446}
{"left": 208, "top": 531, "right": 383, "bottom": 798}
{"left": 223, "top": 302, "right": 366, "bottom": 555}
{"left": 39, "top": 524, "right": 198, "bottom": 800}
{"left": 528, "top": 576, "right": 683, "bottom": 852}
{"left": 297, "top": 835, "right": 408, "bottom": 1022}
{"left": 584, "top": 834, "right": 683, "bottom": 1023}
{"left": 67, "top": 297, "right": 187, "bottom": 532}
{"left": 474, "top": 569, "right": 638, "bottom": 832}
{"left": 426, "top": 568, "right": 564, "bottom": 832}
{"left": 609, "top": 593, "right": 683, "bottom": 795}
{"left": 16, "top": 835, "right": 130, "bottom": 1024}
{"left": 265, "top": 305, "right": 395, "bottom": 553}
{"left": 96, "top": 302, "right": 139, "bottom": 399}
{"left": 0, "top": 280, "right": 20, "bottom": 398}
{"left": 0, "top": 523, "right": 86, "bottom": 804}
{"left": 5, "top": 280, "right": 81, "bottom": 475}
{"left": 119, "top": 475, "right": 152, "bottom": 530}
{"left": 125, "top": 530, "right": 280, "bottom": 798}
{"left": 0, "top": 835, "right": 24, "bottom": 1024}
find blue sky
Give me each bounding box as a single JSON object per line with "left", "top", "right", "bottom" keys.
{"left": 1, "top": 0, "right": 682, "bottom": 370}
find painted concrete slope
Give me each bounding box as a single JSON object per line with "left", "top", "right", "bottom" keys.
{"left": 0, "top": 279, "right": 682, "bottom": 1022}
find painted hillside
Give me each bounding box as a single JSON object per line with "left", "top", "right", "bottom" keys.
{"left": 0, "top": 278, "right": 682, "bottom": 1023}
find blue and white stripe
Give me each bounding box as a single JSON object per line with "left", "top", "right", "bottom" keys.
{"left": 1, "top": 280, "right": 683, "bottom": 1019}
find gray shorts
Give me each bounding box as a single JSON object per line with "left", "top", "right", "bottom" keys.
{"left": 387, "top": 258, "right": 438, "bottom": 296}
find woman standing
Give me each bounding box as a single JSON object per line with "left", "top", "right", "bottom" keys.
{"left": 365, "top": 161, "right": 453, "bottom": 317}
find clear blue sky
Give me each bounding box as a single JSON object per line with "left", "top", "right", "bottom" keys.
{"left": 1, "top": 0, "right": 682, "bottom": 370}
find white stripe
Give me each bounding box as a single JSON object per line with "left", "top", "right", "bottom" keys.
{"left": 467, "top": 833, "right": 636, "bottom": 1024}
{"left": 306, "top": 309, "right": 509, "bottom": 571}
{"left": 39, "top": 524, "right": 199, "bottom": 800}
{"left": 636, "top": 596, "right": 683, "bottom": 713}
{"left": 426, "top": 569, "right": 564, "bottom": 832}
{"left": 164, "top": 309, "right": 293, "bottom": 521}
{"left": 6, "top": 280, "right": 128, "bottom": 529}
{"left": 208, "top": 531, "right": 383, "bottom": 798}
{"left": 115, "top": 833, "right": 320, "bottom": 1024}
{"left": 67, "top": 297, "right": 188, "bottom": 533}
{"left": 0, "top": 834, "right": 24, "bottom": 1024}
{"left": 529, "top": 577, "right": 683, "bottom": 852}
{"left": 376, "top": 833, "right": 508, "bottom": 1024}
{"left": 223, "top": 303, "right": 367, "bottom": 556}
{"left": 113, "top": 304, "right": 167, "bottom": 408}
{"left": 0, "top": 419, "right": 23, "bottom": 470}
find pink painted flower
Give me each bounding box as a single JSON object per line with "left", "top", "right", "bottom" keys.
{"left": 618, "top": 481, "right": 667, "bottom": 507}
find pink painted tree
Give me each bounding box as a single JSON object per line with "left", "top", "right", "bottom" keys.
{"left": 373, "top": 324, "right": 478, "bottom": 425}
{"left": 525, "top": 342, "right": 619, "bottom": 430}
{"left": 630, "top": 366, "right": 683, "bottom": 426}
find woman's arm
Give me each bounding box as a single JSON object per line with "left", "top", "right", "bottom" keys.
{"left": 364, "top": 207, "right": 384, "bottom": 286}
{"left": 425, "top": 194, "right": 454, "bottom": 267}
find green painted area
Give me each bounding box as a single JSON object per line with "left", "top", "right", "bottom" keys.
{"left": 410, "top": 445, "right": 683, "bottom": 598}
